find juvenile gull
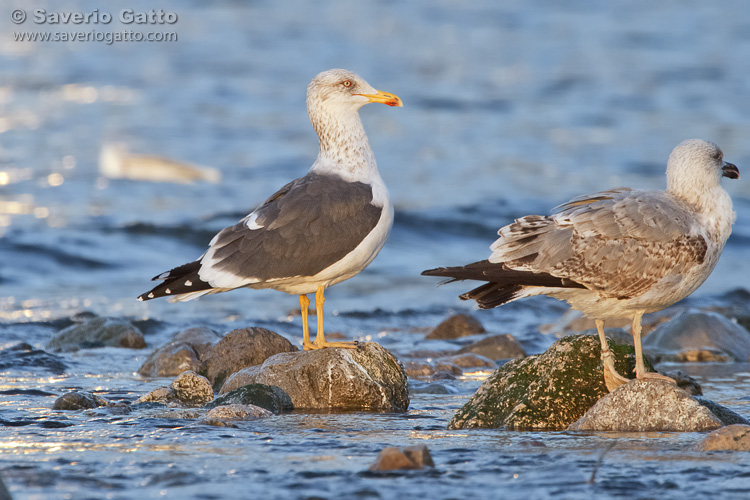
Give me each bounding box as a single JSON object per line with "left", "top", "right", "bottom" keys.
{"left": 423, "top": 139, "right": 739, "bottom": 391}
{"left": 138, "top": 69, "right": 402, "bottom": 350}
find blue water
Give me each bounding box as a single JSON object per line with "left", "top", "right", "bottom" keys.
{"left": 2, "top": 0, "right": 750, "bottom": 498}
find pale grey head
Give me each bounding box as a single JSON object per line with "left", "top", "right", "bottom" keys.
{"left": 306, "top": 68, "right": 402, "bottom": 115}
{"left": 666, "top": 139, "right": 740, "bottom": 199}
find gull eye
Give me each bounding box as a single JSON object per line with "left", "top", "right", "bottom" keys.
{"left": 342, "top": 80, "right": 353, "bottom": 88}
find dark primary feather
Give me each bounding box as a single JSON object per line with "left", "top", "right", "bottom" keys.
{"left": 138, "top": 261, "right": 210, "bottom": 300}
{"left": 421, "top": 260, "right": 587, "bottom": 309}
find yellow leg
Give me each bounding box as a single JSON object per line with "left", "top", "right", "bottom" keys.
{"left": 300, "top": 295, "right": 315, "bottom": 351}
{"left": 632, "top": 311, "right": 675, "bottom": 384}
{"left": 311, "top": 285, "right": 357, "bottom": 349}
{"left": 596, "top": 318, "right": 629, "bottom": 392}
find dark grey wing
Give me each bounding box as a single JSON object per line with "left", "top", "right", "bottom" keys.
{"left": 198, "top": 173, "right": 383, "bottom": 287}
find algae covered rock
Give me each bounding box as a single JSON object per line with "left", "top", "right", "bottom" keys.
{"left": 449, "top": 334, "right": 648, "bottom": 430}
{"left": 136, "top": 370, "right": 213, "bottom": 407}
{"left": 220, "top": 342, "right": 409, "bottom": 411}
{"left": 48, "top": 317, "right": 146, "bottom": 352}
{"left": 206, "top": 383, "right": 293, "bottom": 413}
{"left": 567, "top": 379, "right": 739, "bottom": 432}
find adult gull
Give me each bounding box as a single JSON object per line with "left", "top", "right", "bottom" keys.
{"left": 423, "top": 139, "right": 739, "bottom": 391}
{"left": 139, "top": 69, "right": 402, "bottom": 350}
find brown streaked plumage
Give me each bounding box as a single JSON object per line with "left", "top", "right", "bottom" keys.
{"left": 424, "top": 139, "right": 739, "bottom": 391}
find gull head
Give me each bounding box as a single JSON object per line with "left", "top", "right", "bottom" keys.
{"left": 307, "top": 69, "right": 402, "bottom": 117}
{"left": 667, "top": 139, "right": 739, "bottom": 197}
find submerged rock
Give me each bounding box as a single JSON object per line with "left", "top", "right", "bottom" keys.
{"left": 368, "top": 445, "right": 434, "bottom": 471}
{"left": 136, "top": 371, "right": 213, "bottom": 407}
{"left": 0, "top": 342, "right": 67, "bottom": 374}
{"left": 138, "top": 327, "right": 222, "bottom": 377}
{"left": 698, "top": 424, "right": 750, "bottom": 451}
{"left": 426, "top": 314, "right": 485, "bottom": 340}
{"left": 449, "top": 334, "right": 647, "bottom": 430}
{"left": 643, "top": 311, "right": 750, "bottom": 362}
{"left": 567, "top": 380, "right": 744, "bottom": 432}
{"left": 206, "top": 383, "right": 293, "bottom": 413}
{"left": 53, "top": 391, "right": 110, "bottom": 410}
{"left": 457, "top": 334, "right": 527, "bottom": 360}
{"left": 219, "top": 342, "right": 408, "bottom": 411}
{"left": 204, "top": 404, "right": 272, "bottom": 421}
{"left": 199, "top": 327, "right": 298, "bottom": 391}
{"left": 47, "top": 317, "right": 146, "bottom": 352}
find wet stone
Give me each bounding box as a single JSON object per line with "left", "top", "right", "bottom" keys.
{"left": 207, "top": 383, "right": 293, "bottom": 414}
{"left": 426, "top": 314, "right": 485, "bottom": 340}
{"left": 368, "top": 445, "right": 434, "bottom": 471}
{"left": 53, "top": 391, "right": 110, "bottom": 410}
{"left": 663, "top": 369, "right": 702, "bottom": 396}
{"left": 643, "top": 311, "right": 750, "bottom": 362}
{"left": 438, "top": 353, "right": 496, "bottom": 369}
{"left": 449, "top": 334, "right": 647, "bottom": 430}
{"left": 0, "top": 343, "right": 67, "bottom": 374}
{"left": 47, "top": 317, "right": 146, "bottom": 352}
{"left": 219, "top": 342, "right": 409, "bottom": 411}
{"left": 136, "top": 371, "right": 213, "bottom": 407}
{"left": 457, "top": 334, "right": 527, "bottom": 360}
{"left": 199, "top": 327, "right": 298, "bottom": 391}
{"left": 698, "top": 424, "right": 750, "bottom": 451}
{"left": 172, "top": 326, "right": 222, "bottom": 358}
{"left": 568, "top": 380, "right": 741, "bottom": 432}
{"left": 139, "top": 343, "right": 201, "bottom": 378}
{"left": 138, "top": 326, "right": 222, "bottom": 377}
{"left": 204, "top": 404, "right": 272, "bottom": 420}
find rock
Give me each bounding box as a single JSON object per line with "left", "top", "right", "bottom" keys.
{"left": 219, "top": 342, "right": 408, "bottom": 411}
{"left": 53, "top": 391, "right": 109, "bottom": 410}
{"left": 403, "top": 360, "right": 433, "bottom": 378}
{"left": 199, "top": 327, "right": 298, "bottom": 391}
{"left": 403, "top": 445, "right": 435, "bottom": 468}
{"left": 698, "top": 424, "right": 750, "bottom": 451}
{"left": 172, "top": 326, "right": 221, "bottom": 358}
{"left": 206, "top": 383, "right": 293, "bottom": 413}
{"left": 0, "top": 343, "right": 67, "bottom": 374}
{"left": 457, "top": 334, "right": 526, "bottom": 360}
{"left": 47, "top": 317, "right": 146, "bottom": 352}
{"left": 694, "top": 398, "right": 749, "bottom": 426}
{"left": 643, "top": 311, "right": 750, "bottom": 362}
{"left": 568, "top": 380, "right": 740, "bottom": 432}
{"left": 426, "top": 314, "right": 485, "bottom": 340}
{"left": 138, "top": 343, "right": 201, "bottom": 378}
{"left": 662, "top": 369, "right": 702, "bottom": 396}
{"left": 448, "top": 334, "right": 648, "bottom": 430}
{"left": 136, "top": 371, "right": 213, "bottom": 407}
{"left": 368, "top": 445, "right": 434, "bottom": 471}
{"left": 437, "top": 353, "right": 496, "bottom": 369}
{"left": 138, "top": 326, "right": 222, "bottom": 377}
{"left": 204, "top": 404, "right": 272, "bottom": 420}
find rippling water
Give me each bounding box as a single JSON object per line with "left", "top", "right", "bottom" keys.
{"left": 2, "top": 0, "right": 750, "bottom": 498}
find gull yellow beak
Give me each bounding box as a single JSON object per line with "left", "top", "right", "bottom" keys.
{"left": 355, "top": 89, "right": 403, "bottom": 107}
